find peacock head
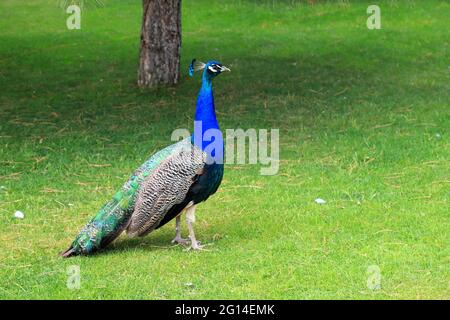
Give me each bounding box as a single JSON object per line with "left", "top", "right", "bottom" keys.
{"left": 189, "top": 59, "right": 230, "bottom": 80}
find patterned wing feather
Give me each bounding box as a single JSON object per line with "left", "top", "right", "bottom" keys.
{"left": 127, "top": 143, "right": 205, "bottom": 237}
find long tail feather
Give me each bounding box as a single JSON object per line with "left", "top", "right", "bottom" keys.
{"left": 61, "top": 181, "right": 139, "bottom": 257}
{"left": 61, "top": 138, "right": 191, "bottom": 257}
{"left": 60, "top": 247, "right": 76, "bottom": 258}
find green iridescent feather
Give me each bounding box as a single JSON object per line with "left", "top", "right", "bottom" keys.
{"left": 61, "top": 138, "right": 190, "bottom": 256}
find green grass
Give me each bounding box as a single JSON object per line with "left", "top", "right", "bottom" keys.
{"left": 0, "top": 0, "right": 449, "bottom": 299}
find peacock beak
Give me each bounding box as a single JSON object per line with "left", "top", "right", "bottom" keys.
{"left": 220, "top": 66, "right": 231, "bottom": 72}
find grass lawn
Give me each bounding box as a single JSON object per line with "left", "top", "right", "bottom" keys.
{"left": 0, "top": 0, "right": 449, "bottom": 299}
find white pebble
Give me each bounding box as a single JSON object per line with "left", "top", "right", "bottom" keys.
{"left": 315, "top": 198, "right": 326, "bottom": 204}
{"left": 14, "top": 211, "right": 24, "bottom": 219}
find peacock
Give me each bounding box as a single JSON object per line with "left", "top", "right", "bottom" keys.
{"left": 61, "top": 59, "right": 230, "bottom": 257}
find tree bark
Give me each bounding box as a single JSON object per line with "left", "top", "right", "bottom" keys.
{"left": 138, "top": 0, "right": 181, "bottom": 87}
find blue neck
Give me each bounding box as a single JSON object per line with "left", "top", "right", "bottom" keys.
{"left": 192, "top": 74, "right": 221, "bottom": 150}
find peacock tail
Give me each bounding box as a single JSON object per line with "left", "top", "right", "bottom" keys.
{"left": 61, "top": 138, "right": 190, "bottom": 257}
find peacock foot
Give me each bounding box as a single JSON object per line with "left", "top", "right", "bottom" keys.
{"left": 186, "top": 240, "right": 212, "bottom": 251}
{"left": 171, "top": 236, "right": 190, "bottom": 245}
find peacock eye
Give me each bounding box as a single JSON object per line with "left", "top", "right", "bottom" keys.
{"left": 208, "top": 65, "right": 220, "bottom": 73}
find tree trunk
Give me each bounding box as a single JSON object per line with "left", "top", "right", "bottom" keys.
{"left": 138, "top": 0, "right": 181, "bottom": 87}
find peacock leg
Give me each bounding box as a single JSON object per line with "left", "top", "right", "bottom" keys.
{"left": 185, "top": 205, "right": 204, "bottom": 250}
{"left": 171, "top": 215, "right": 190, "bottom": 245}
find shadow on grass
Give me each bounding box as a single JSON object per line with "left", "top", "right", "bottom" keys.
{"left": 0, "top": 30, "right": 410, "bottom": 104}
{"left": 71, "top": 225, "right": 225, "bottom": 257}
{"left": 92, "top": 232, "right": 182, "bottom": 257}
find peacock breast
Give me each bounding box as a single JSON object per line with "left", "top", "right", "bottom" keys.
{"left": 190, "top": 162, "right": 224, "bottom": 204}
